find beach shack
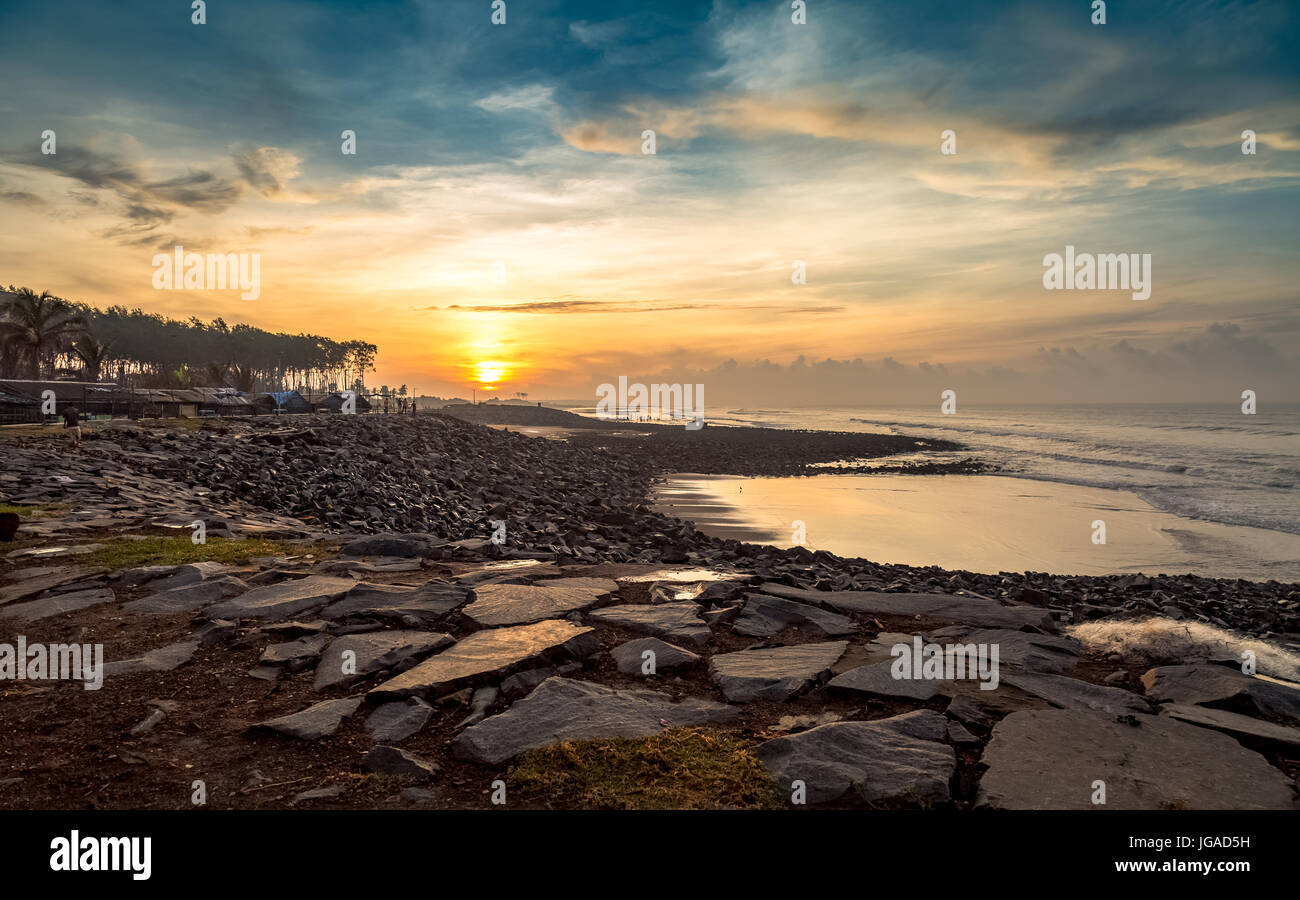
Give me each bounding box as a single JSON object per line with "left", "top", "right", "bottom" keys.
{"left": 250, "top": 389, "right": 311, "bottom": 415}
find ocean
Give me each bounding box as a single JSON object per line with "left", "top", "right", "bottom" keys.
{"left": 699, "top": 404, "right": 1300, "bottom": 537}
{"left": 638, "top": 403, "right": 1300, "bottom": 581}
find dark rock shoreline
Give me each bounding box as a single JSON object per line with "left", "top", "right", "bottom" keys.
{"left": 6, "top": 411, "right": 1297, "bottom": 637}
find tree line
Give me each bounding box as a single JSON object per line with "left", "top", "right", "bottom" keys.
{"left": 0, "top": 285, "right": 377, "bottom": 393}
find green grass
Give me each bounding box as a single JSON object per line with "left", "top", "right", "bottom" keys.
{"left": 508, "top": 729, "right": 782, "bottom": 810}
{"left": 0, "top": 503, "right": 69, "bottom": 517}
{"left": 74, "top": 535, "right": 334, "bottom": 570}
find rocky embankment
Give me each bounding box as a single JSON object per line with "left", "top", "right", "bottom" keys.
{"left": 1, "top": 413, "right": 1297, "bottom": 810}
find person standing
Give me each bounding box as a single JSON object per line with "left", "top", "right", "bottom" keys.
{"left": 61, "top": 404, "right": 81, "bottom": 448}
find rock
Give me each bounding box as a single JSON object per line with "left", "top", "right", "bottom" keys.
{"left": 461, "top": 578, "right": 616, "bottom": 626}
{"left": 207, "top": 575, "right": 356, "bottom": 621}
{"left": 400, "top": 787, "right": 440, "bottom": 805}
{"left": 293, "top": 786, "right": 345, "bottom": 803}
{"left": 0, "top": 587, "right": 115, "bottom": 621}
{"left": 367, "top": 698, "right": 434, "bottom": 743}
{"left": 754, "top": 710, "right": 955, "bottom": 806}
{"left": 588, "top": 601, "right": 712, "bottom": 645}
{"left": 456, "top": 686, "right": 498, "bottom": 728}
{"left": 363, "top": 745, "right": 440, "bottom": 778}
{"left": 1001, "top": 671, "right": 1151, "bottom": 715}
{"left": 128, "top": 709, "right": 167, "bottom": 736}
{"left": 945, "top": 694, "right": 993, "bottom": 728}
{"left": 976, "top": 709, "right": 1297, "bottom": 809}
{"left": 610, "top": 637, "right": 700, "bottom": 675}
{"left": 500, "top": 663, "right": 582, "bottom": 697}
{"left": 1140, "top": 664, "right": 1300, "bottom": 724}
{"left": 314, "top": 631, "right": 454, "bottom": 690}
{"left": 733, "top": 594, "right": 856, "bottom": 638}
{"left": 260, "top": 634, "right": 330, "bottom": 669}
{"left": 770, "top": 712, "right": 843, "bottom": 733}
{"left": 0, "top": 567, "right": 107, "bottom": 605}
{"left": 197, "top": 618, "right": 238, "bottom": 646}
{"left": 320, "top": 580, "right": 470, "bottom": 627}
{"left": 926, "top": 626, "right": 1082, "bottom": 674}
{"left": 123, "top": 576, "right": 248, "bottom": 614}
{"left": 709, "top": 641, "right": 848, "bottom": 702}
{"left": 104, "top": 640, "right": 199, "bottom": 677}
{"left": 369, "top": 620, "right": 598, "bottom": 700}
{"left": 827, "top": 661, "right": 947, "bottom": 700}
{"left": 947, "top": 720, "right": 980, "bottom": 744}
{"left": 256, "top": 697, "right": 363, "bottom": 740}
{"left": 761, "top": 584, "right": 1054, "bottom": 631}
{"left": 451, "top": 677, "right": 740, "bottom": 764}
{"left": 340, "top": 533, "right": 446, "bottom": 558}
{"left": 1161, "top": 703, "right": 1300, "bottom": 749}
{"left": 136, "top": 561, "right": 233, "bottom": 593}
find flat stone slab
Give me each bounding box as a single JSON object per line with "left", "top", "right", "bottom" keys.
{"left": 926, "top": 626, "right": 1081, "bottom": 674}
{"left": 128, "top": 561, "right": 234, "bottom": 592}
{"left": 754, "top": 710, "right": 955, "bottom": 806}
{"left": 0, "top": 567, "right": 106, "bottom": 605}
{"left": 1002, "top": 671, "right": 1151, "bottom": 715}
{"left": 256, "top": 697, "right": 363, "bottom": 740}
{"left": 976, "top": 709, "right": 1297, "bottom": 810}
{"left": 452, "top": 677, "right": 740, "bottom": 764}
{"left": 104, "top": 640, "right": 199, "bottom": 677}
{"left": 368, "top": 698, "right": 435, "bottom": 743}
{"left": 1141, "top": 664, "right": 1300, "bottom": 724}
{"left": 207, "top": 576, "right": 355, "bottom": 621}
{"left": 610, "top": 637, "right": 700, "bottom": 675}
{"left": 124, "top": 576, "right": 249, "bottom": 614}
{"left": 1161, "top": 703, "right": 1300, "bottom": 748}
{"left": 587, "top": 601, "right": 712, "bottom": 645}
{"left": 260, "top": 634, "right": 330, "bottom": 668}
{"left": 828, "top": 661, "right": 946, "bottom": 701}
{"left": 733, "top": 594, "right": 856, "bottom": 638}
{"left": 0, "top": 587, "right": 115, "bottom": 621}
{"left": 761, "top": 584, "right": 1054, "bottom": 631}
{"left": 462, "top": 577, "right": 617, "bottom": 627}
{"left": 709, "top": 641, "right": 848, "bottom": 702}
{"left": 369, "top": 620, "right": 598, "bottom": 700}
{"left": 321, "top": 580, "right": 470, "bottom": 626}
{"left": 315, "top": 630, "right": 454, "bottom": 690}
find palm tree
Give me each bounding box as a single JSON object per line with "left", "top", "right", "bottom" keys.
{"left": 0, "top": 288, "right": 87, "bottom": 378}
{"left": 72, "top": 334, "right": 113, "bottom": 382}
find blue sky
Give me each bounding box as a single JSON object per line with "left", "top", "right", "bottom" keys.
{"left": 0, "top": 0, "right": 1297, "bottom": 401}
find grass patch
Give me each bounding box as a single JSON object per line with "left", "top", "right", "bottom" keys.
{"left": 75, "top": 535, "right": 333, "bottom": 570}
{"left": 0, "top": 503, "right": 69, "bottom": 517}
{"left": 508, "top": 728, "right": 782, "bottom": 810}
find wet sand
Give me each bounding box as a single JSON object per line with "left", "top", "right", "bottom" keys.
{"left": 654, "top": 473, "right": 1300, "bottom": 581}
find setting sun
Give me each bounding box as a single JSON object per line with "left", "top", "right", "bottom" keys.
{"left": 473, "top": 360, "right": 508, "bottom": 388}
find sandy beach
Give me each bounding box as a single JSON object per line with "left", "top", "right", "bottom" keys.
{"left": 655, "top": 473, "right": 1300, "bottom": 581}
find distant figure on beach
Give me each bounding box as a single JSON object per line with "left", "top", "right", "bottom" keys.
{"left": 410, "top": 400, "right": 417, "bottom": 415}
{"left": 61, "top": 405, "right": 81, "bottom": 448}
{"left": 384, "top": 396, "right": 390, "bottom": 414}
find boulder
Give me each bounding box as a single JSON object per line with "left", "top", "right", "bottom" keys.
{"left": 754, "top": 710, "right": 955, "bottom": 806}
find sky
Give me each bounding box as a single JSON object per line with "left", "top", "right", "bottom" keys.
{"left": 0, "top": 0, "right": 1297, "bottom": 406}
